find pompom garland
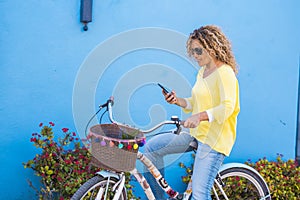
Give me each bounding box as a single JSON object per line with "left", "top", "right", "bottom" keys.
{"left": 88, "top": 132, "right": 145, "bottom": 151}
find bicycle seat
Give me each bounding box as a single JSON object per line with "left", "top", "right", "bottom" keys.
{"left": 170, "top": 128, "right": 198, "bottom": 152}
{"left": 185, "top": 138, "right": 198, "bottom": 152}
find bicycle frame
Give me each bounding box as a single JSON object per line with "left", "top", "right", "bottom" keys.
{"left": 87, "top": 98, "right": 271, "bottom": 200}
{"left": 96, "top": 160, "right": 271, "bottom": 200}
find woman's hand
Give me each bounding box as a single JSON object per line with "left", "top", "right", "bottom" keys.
{"left": 163, "top": 90, "right": 178, "bottom": 105}
{"left": 162, "top": 90, "right": 188, "bottom": 108}
{"left": 183, "top": 112, "right": 209, "bottom": 128}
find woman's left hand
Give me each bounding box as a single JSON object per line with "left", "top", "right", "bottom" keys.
{"left": 183, "top": 113, "right": 201, "bottom": 128}
{"left": 183, "top": 111, "right": 209, "bottom": 128}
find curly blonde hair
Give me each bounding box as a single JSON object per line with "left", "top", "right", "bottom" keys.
{"left": 187, "top": 25, "right": 238, "bottom": 74}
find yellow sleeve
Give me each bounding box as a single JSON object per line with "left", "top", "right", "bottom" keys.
{"left": 182, "top": 97, "right": 193, "bottom": 113}
{"left": 208, "top": 67, "right": 237, "bottom": 124}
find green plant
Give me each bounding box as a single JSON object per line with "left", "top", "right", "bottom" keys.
{"left": 179, "top": 154, "right": 300, "bottom": 199}
{"left": 246, "top": 154, "right": 300, "bottom": 199}
{"left": 23, "top": 122, "right": 137, "bottom": 200}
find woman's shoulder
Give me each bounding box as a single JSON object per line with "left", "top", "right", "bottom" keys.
{"left": 217, "top": 64, "right": 235, "bottom": 75}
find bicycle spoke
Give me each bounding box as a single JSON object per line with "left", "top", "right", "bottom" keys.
{"left": 95, "top": 187, "right": 104, "bottom": 200}
{"left": 71, "top": 176, "right": 126, "bottom": 200}
{"left": 212, "top": 168, "right": 270, "bottom": 200}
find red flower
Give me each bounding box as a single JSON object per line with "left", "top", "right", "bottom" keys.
{"left": 49, "top": 122, "right": 55, "bottom": 126}
{"left": 39, "top": 123, "right": 43, "bottom": 127}
{"left": 65, "top": 159, "right": 71, "bottom": 164}
{"left": 72, "top": 132, "right": 76, "bottom": 136}
{"left": 62, "top": 128, "right": 69, "bottom": 133}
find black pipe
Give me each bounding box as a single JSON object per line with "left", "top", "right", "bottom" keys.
{"left": 296, "top": 55, "right": 300, "bottom": 166}
{"left": 80, "top": 0, "right": 93, "bottom": 31}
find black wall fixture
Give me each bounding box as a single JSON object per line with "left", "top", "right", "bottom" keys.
{"left": 296, "top": 55, "right": 300, "bottom": 166}
{"left": 80, "top": 0, "right": 93, "bottom": 31}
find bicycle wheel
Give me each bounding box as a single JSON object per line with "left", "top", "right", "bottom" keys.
{"left": 212, "top": 167, "right": 271, "bottom": 200}
{"left": 71, "top": 175, "right": 127, "bottom": 200}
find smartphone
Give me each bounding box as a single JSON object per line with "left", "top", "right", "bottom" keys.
{"left": 157, "top": 83, "right": 170, "bottom": 94}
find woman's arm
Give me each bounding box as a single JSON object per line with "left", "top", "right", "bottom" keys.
{"left": 162, "top": 89, "right": 210, "bottom": 128}
{"left": 207, "top": 67, "right": 238, "bottom": 124}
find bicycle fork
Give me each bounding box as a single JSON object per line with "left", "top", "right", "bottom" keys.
{"left": 96, "top": 170, "right": 126, "bottom": 200}
{"left": 112, "top": 174, "right": 126, "bottom": 200}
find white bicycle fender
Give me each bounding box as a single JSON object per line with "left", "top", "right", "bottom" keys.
{"left": 96, "top": 170, "right": 120, "bottom": 180}
{"left": 219, "top": 162, "right": 260, "bottom": 176}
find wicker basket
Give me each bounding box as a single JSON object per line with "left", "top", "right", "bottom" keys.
{"left": 89, "top": 124, "right": 145, "bottom": 172}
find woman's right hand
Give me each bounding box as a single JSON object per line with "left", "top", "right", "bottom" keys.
{"left": 163, "top": 90, "right": 178, "bottom": 105}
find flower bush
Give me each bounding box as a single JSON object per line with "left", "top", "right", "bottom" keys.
{"left": 180, "top": 154, "right": 300, "bottom": 199}
{"left": 246, "top": 154, "right": 300, "bottom": 199}
{"left": 23, "top": 122, "right": 137, "bottom": 200}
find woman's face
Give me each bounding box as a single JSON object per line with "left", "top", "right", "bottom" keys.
{"left": 190, "top": 39, "right": 212, "bottom": 67}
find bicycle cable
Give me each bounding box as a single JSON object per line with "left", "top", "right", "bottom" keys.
{"left": 84, "top": 107, "right": 103, "bottom": 138}
{"left": 99, "top": 109, "right": 107, "bottom": 124}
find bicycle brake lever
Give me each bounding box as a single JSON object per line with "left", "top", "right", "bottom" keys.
{"left": 174, "top": 124, "right": 182, "bottom": 135}
{"left": 171, "top": 116, "right": 182, "bottom": 135}
{"left": 99, "top": 96, "right": 114, "bottom": 108}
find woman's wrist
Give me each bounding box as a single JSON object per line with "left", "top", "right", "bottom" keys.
{"left": 176, "top": 98, "right": 186, "bottom": 108}
{"left": 199, "top": 111, "right": 209, "bottom": 121}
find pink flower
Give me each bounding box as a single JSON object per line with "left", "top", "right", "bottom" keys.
{"left": 39, "top": 123, "right": 43, "bottom": 127}
{"left": 62, "top": 128, "right": 69, "bottom": 133}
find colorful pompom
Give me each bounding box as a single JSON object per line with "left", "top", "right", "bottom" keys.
{"left": 94, "top": 138, "right": 100, "bottom": 143}
{"left": 133, "top": 143, "right": 139, "bottom": 149}
{"left": 109, "top": 141, "right": 114, "bottom": 147}
{"left": 100, "top": 140, "right": 106, "bottom": 146}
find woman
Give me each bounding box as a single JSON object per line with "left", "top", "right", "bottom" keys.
{"left": 144, "top": 25, "right": 240, "bottom": 200}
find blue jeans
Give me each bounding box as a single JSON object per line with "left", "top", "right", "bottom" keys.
{"left": 143, "top": 131, "right": 225, "bottom": 200}
{"left": 191, "top": 142, "right": 225, "bottom": 200}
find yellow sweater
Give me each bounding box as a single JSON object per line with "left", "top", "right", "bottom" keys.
{"left": 183, "top": 64, "right": 240, "bottom": 156}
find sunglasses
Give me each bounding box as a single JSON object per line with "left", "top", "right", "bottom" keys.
{"left": 191, "top": 47, "right": 203, "bottom": 55}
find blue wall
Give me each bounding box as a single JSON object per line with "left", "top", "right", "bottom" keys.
{"left": 1, "top": 0, "right": 300, "bottom": 199}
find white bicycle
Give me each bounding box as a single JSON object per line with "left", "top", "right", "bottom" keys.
{"left": 71, "top": 97, "right": 271, "bottom": 200}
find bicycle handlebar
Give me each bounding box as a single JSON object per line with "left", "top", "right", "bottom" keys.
{"left": 103, "top": 97, "right": 183, "bottom": 134}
